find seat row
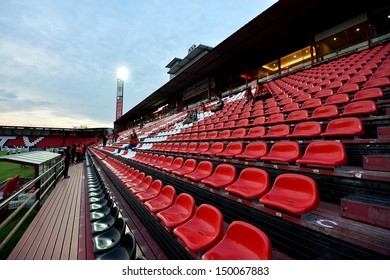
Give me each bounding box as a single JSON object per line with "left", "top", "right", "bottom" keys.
{"left": 137, "top": 139, "right": 347, "bottom": 167}
{"left": 160, "top": 117, "right": 365, "bottom": 144}
{"left": 100, "top": 157, "right": 273, "bottom": 259}
{"left": 117, "top": 153, "right": 320, "bottom": 216}
{"left": 85, "top": 155, "right": 138, "bottom": 260}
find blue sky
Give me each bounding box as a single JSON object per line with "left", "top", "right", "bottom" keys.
{"left": 0, "top": 0, "right": 277, "bottom": 128}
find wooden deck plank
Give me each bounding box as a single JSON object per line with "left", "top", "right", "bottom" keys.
{"left": 7, "top": 164, "right": 88, "bottom": 260}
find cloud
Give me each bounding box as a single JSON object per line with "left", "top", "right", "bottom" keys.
{"left": 0, "top": 0, "right": 277, "bottom": 128}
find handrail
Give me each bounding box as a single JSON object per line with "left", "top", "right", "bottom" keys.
{"left": 0, "top": 160, "right": 64, "bottom": 252}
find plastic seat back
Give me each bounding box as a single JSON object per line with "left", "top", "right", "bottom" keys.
{"left": 261, "top": 141, "right": 301, "bottom": 162}
{"left": 309, "top": 105, "right": 339, "bottom": 120}
{"left": 242, "top": 126, "right": 265, "bottom": 139}
{"left": 235, "top": 141, "right": 268, "bottom": 159}
{"left": 296, "top": 140, "right": 347, "bottom": 167}
{"left": 262, "top": 124, "right": 290, "bottom": 138}
{"left": 259, "top": 173, "right": 319, "bottom": 215}
{"left": 281, "top": 102, "right": 300, "bottom": 113}
{"left": 202, "top": 221, "right": 272, "bottom": 260}
{"left": 285, "top": 110, "right": 309, "bottom": 123}
{"left": 287, "top": 121, "right": 322, "bottom": 138}
{"left": 163, "top": 157, "right": 184, "bottom": 172}
{"left": 229, "top": 128, "right": 247, "bottom": 139}
{"left": 156, "top": 193, "right": 196, "bottom": 229}
{"left": 171, "top": 158, "right": 197, "bottom": 176}
{"left": 352, "top": 88, "right": 384, "bottom": 101}
{"left": 173, "top": 204, "right": 224, "bottom": 253}
{"left": 225, "top": 168, "right": 270, "bottom": 199}
{"left": 340, "top": 100, "right": 377, "bottom": 116}
{"left": 301, "top": 98, "right": 322, "bottom": 109}
{"left": 201, "top": 164, "right": 237, "bottom": 189}
{"left": 201, "top": 142, "right": 224, "bottom": 156}
{"left": 184, "top": 161, "right": 214, "bottom": 181}
{"left": 336, "top": 83, "right": 359, "bottom": 95}
{"left": 216, "top": 142, "right": 243, "bottom": 157}
{"left": 130, "top": 175, "right": 153, "bottom": 194}
{"left": 144, "top": 185, "right": 176, "bottom": 213}
{"left": 321, "top": 117, "right": 364, "bottom": 137}
{"left": 325, "top": 93, "right": 350, "bottom": 105}
{"left": 136, "top": 179, "right": 163, "bottom": 202}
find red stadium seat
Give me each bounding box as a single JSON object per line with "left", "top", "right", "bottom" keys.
{"left": 197, "top": 131, "right": 208, "bottom": 140}
{"left": 129, "top": 175, "right": 153, "bottom": 194}
{"left": 309, "top": 105, "right": 339, "bottom": 120}
{"left": 325, "top": 93, "right": 350, "bottom": 105}
{"left": 340, "top": 100, "right": 377, "bottom": 116}
{"left": 183, "top": 142, "right": 198, "bottom": 153}
{"left": 156, "top": 193, "right": 196, "bottom": 229}
{"left": 321, "top": 117, "right": 364, "bottom": 137}
{"left": 144, "top": 185, "right": 176, "bottom": 214}
{"left": 235, "top": 142, "right": 268, "bottom": 160}
{"left": 264, "top": 106, "right": 280, "bottom": 116}
{"left": 216, "top": 142, "right": 243, "bottom": 158}
{"left": 363, "top": 77, "right": 390, "bottom": 89}
{"left": 301, "top": 98, "right": 322, "bottom": 110}
{"left": 200, "top": 164, "right": 237, "bottom": 189}
{"left": 157, "top": 155, "right": 174, "bottom": 170}
{"left": 184, "top": 161, "right": 214, "bottom": 182}
{"left": 259, "top": 173, "right": 319, "bottom": 215}
{"left": 135, "top": 179, "right": 163, "bottom": 202}
{"left": 201, "top": 221, "right": 272, "bottom": 260}
{"left": 153, "top": 155, "right": 166, "bottom": 169}
{"left": 295, "top": 93, "right": 311, "bottom": 103}
{"left": 225, "top": 168, "right": 270, "bottom": 199}
{"left": 287, "top": 121, "right": 322, "bottom": 138}
{"left": 173, "top": 204, "right": 224, "bottom": 253}
{"left": 281, "top": 102, "right": 300, "bottom": 113}
{"left": 250, "top": 116, "right": 266, "bottom": 126}
{"left": 201, "top": 142, "right": 224, "bottom": 156}
{"left": 229, "top": 128, "right": 247, "bottom": 139}
{"left": 243, "top": 126, "right": 266, "bottom": 139}
{"left": 296, "top": 140, "right": 347, "bottom": 166}
{"left": 191, "top": 141, "right": 210, "bottom": 154}
{"left": 205, "top": 130, "right": 218, "bottom": 140}
{"left": 315, "top": 89, "right": 333, "bottom": 99}
{"left": 260, "top": 141, "right": 301, "bottom": 163}
{"left": 172, "top": 158, "right": 197, "bottom": 176}
{"left": 352, "top": 87, "right": 384, "bottom": 101}
{"left": 336, "top": 83, "right": 360, "bottom": 95}
{"left": 262, "top": 124, "right": 290, "bottom": 139}
{"left": 125, "top": 172, "right": 145, "bottom": 188}
{"left": 265, "top": 113, "right": 284, "bottom": 124}
{"left": 216, "top": 129, "right": 231, "bottom": 140}
{"left": 163, "top": 157, "right": 184, "bottom": 173}
{"left": 236, "top": 118, "right": 250, "bottom": 128}
{"left": 285, "top": 110, "right": 309, "bottom": 123}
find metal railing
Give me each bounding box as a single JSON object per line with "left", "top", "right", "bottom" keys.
{"left": 0, "top": 160, "right": 64, "bottom": 252}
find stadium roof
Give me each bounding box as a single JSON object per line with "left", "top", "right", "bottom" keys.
{"left": 115, "top": 0, "right": 387, "bottom": 126}
{"left": 0, "top": 151, "right": 62, "bottom": 176}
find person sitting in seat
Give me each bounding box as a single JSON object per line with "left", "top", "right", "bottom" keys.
{"left": 254, "top": 83, "right": 272, "bottom": 102}
{"left": 128, "top": 129, "right": 139, "bottom": 150}
{"left": 212, "top": 96, "right": 224, "bottom": 112}
{"left": 243, "top": 88, "right": 254, "bottom": 106}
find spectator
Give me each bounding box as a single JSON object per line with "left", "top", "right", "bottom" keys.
{"left": 102, "top": 135, "right": 108, "bottom": 147}
{"left": 128, "top": 129, "right": 139, "bottom": 150}
{"left": 255, "top": 83, "right": 272, "bottom": 102}
{"left": 201, "top": 102, "right": 207, "bottom": 112}
{"left": 63, "top": 145, "right": 71, "bottom": 179}
{"left": 211, "top": 96, "right": 224, "bottom": 113}
{"left": 243, "top": 89, "right": 254, "bottom": 106}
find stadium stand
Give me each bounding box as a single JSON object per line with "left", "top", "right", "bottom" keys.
{"left": 2, "top": 0, "right": 390, "bottom": 261}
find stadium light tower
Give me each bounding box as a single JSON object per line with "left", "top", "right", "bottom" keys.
{"left": 115, "top": 66, "right": 128, "bottom": 120}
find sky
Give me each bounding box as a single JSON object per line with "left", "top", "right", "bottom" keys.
{"left": 0, "top": 0, "right": 277, "bottom": 129}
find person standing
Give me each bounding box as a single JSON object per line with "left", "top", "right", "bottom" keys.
{"left": 63, "top": 145, "right": 71, "bottom": 179}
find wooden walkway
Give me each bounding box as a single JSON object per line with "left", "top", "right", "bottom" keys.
{"left": 7, "top": 163, "right": 94, "bottom": 260}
